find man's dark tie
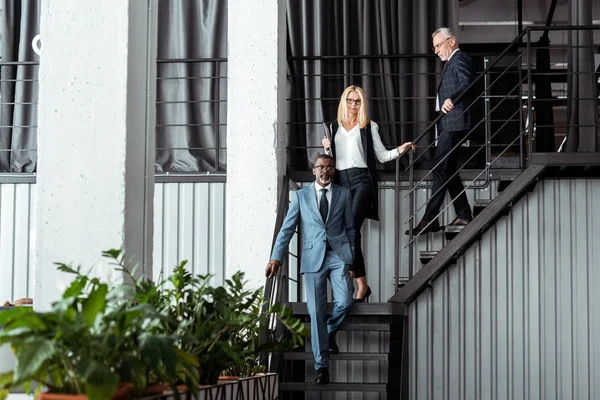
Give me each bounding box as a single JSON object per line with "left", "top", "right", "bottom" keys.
{"left": 319, "top": 188, "right": 328, "bottom": 223}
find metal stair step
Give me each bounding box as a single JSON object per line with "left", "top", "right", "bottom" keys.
{"left": 304, "top": 322, "right": 391, "bottom": 331}
{"left": 420, "top": 251, "right": 457, "bottom": 265}
{"left": 444, "top": 224, "right": 466, "bottom": 240}
{"left": 290, "top": 302, "right": 405, "bottom": 317}
{"left": 473, "top": 199, "right": 493, "bottom": 217}
{"left": 444, "top": 224, "right": 483, "bottom": 241}
{"left": 283, "top": 352, "right": 389, "bottom": 361}
{"left": 474, "top": 198, "right": 511, "bottom": 219}
{"left": 280, "top": 382, "right": 387, "bottom": 392}
{"left": 497, "top": 172, "right": 520, "bottom": 192}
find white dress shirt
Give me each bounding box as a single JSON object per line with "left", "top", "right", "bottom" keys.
{"left": 334, "top": 121, "right": 399, "bottom": 170}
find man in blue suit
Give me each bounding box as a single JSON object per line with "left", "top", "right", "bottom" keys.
{"left": 265, "top": 154, "right": 355, "bottom": 385}
{"left": 407, "top": 27, "right": 475, "bottom": 235}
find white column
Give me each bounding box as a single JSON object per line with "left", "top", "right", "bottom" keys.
{"left": 227, "top": 0, "right": 287, "bottom": 288}
{"left": 34, "top": 1, "right": 157, "bottom": 309}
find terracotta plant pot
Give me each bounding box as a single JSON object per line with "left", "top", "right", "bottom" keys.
{"left": 36, "top": 395, "right": 87, "bottom": 400}
{"left": 112, "top": 383, "right": 134, "bottom": 400}
{"left": 218, "top": 376, "right": 240, "bottom": 381}
{"left": 143, "top": 383, "right": 188, "bottom": 396}
{"left": 143, "top": 384, "right": 169, "bottom": 396}
{"left": 36, "top": 383, "right": 134, "bottom": 400}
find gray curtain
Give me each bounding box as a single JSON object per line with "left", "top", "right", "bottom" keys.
{"left": 155, "top": 0, "right": 228, "bottom": 172}
{"left": 565, "top": 0, "right": 600, "bottom": 152}
{"left": 286, "top": 0, "right": 457, "bottom": 169}
{"left": 0, "top": 0, "right": 462, "bottom": 172}
{"left": 0, "top": 0, "right": 39, "bottom": 172}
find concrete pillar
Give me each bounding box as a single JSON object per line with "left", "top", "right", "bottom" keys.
{"left": 227, "top": 0, "right": 287, "bottom": 288}
{"left": 34, "top": 1, "right": 157, "bottom": 309}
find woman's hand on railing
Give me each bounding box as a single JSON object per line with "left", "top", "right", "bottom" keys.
{"left": 265, "top": 260, "right": 281, "bottom": 278}
{"left": 322, "top": 136, "right": 331, "bottom": 152}
{"left": 398, "top": 142, "right": 416, "bottom": 154}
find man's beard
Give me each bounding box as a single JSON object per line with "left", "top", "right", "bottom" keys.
{"left": 317, "top": 175, "right": 331, "bottom": 185}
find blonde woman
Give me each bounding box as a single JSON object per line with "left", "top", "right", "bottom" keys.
{"left": 322, "top": 85, "right": 414, "bottom": 302}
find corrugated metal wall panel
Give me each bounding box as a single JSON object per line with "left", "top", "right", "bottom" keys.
{"left": 1, "top": 182, "right": 227, "bottom": 297}
{"left": 0, "top": 184, "right": 35, "bottom": 302}
{"left": 409, "top": 179, "right": 600, "bottom": 400}
{"left": 153, "top": 182, "right": 226, "bottom": 284}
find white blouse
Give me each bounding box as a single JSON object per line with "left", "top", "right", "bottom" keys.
{"left": 334, "top": 121, "right": 399, "bottom": 170}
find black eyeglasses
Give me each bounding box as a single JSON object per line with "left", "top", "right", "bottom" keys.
{"left": 314, "top": 165, "right": 335, "bottom": 171}
{"left": 433, "top": 37, "right": 451, "bottom": 51}
{"left": 346, "top": 99, "right": 362, "bottom": 105}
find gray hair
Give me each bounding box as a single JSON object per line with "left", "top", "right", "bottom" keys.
{"left": 432, "top": 27, "right": 455, "bottom": 40}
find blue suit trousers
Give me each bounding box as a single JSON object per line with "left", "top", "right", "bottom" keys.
{"left": 303, "top": 250, "right": 353, "bottom": 370}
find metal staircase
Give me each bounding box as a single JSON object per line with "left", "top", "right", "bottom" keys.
{"left": 390, "top": 163, "right": 545, "bottom": 304}
{"left": 267, "top": 25, "right": 600, "bottom": 400}
{"left": 279, "top": 303, "right": 406, "bottom": 399}
{"left": 390, "top": 25, "right": 600, "bottom": 306}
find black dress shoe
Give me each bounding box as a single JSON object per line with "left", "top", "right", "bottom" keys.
{"left": 328, "top": 334, "right": 339, "bottom": 354}
{"left": 448, "top": 217, "right": 472, "bottom": 226}
{"left": 354, "top": 286, "right": 371, "bottom": 303}
{"left": 314, "top": 368, "right": 330, "bottom": 384}
{"left": 405, "top": 219, "right": 441, "bottom": 235}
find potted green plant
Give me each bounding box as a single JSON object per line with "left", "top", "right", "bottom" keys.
{"left": 0, "top": 257, "right": 186, "bottom": 400}
{"left": 0, "top": 249, "right": 308, "bottom": 400}
{"left": 151, "top": 263, "right": 309, "bottom": 386}
{"left": 221, "top": 289, "right": 308, "bottom": 379}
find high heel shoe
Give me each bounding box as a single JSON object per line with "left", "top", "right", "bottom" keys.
{"left": 354, "top": 286, "right": 372, "bottom": 303}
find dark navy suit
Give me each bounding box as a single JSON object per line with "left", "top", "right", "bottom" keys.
{"left": 424, "top": 50, "right": 475, "bottom": 222}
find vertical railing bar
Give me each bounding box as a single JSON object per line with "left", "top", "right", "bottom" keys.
{"left": 215, "top": 60, "right": 221, "bottom": 171}
{"left": 394, "top": 158, "right": 400, "bottom": 293}
{"left": 483, "top": 57, "right": 492, "bottom": 176}
{"left": 527, "top": 30, "right": 534, "bottom": 153}
{"left": 518, "top": 52, "right": 525, "bottom": 167}
{"left": 408, "top": 150, "right": 415, "bottom": 280}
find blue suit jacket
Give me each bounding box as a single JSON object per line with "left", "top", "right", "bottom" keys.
{"left": 437, "top": 50, "right": 476, "bottom": 133}
{"left": 270, "top": 183, "right": 355, "bottom": 273}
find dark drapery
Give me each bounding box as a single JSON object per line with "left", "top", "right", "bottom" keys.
{"left": 565, "top": 0, "right": 600, "bottom": 152}
{"left": 0, "top": 0, "right": 459, "bottom": 173}
{"left": 286, "top": 0, "right": 457, "bottom": 169}
{"left": 0, "top": 0, "right": 39, "bottom": 172}
{"left": 155, "top": 0, "right": 228, "bottom": 172}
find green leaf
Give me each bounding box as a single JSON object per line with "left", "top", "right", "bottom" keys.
{"left": 0, "top": 306, "right": 36, "bottom": 326}
{"left": 62, "top": 277, "right": 87, "bottom": 299}
{"left": 101, "top": 249, "right": 122, "bottom": 260}
{"left": 13, "top": 338, "right": 56, "bottom": 384}
{"left": 81, "top": 284, "right": 108, "bottom": 327}
{"left": 77, "top": 357, "right": 119, "bottom": 400}
{"left": 55, "top": 263, "right": 80, "bottom": 275}
{"left": 0, "top": 371, "right": 14, "bottom": 388}
{"left": 140, "top": 334, "right": 178, "bottom": 378}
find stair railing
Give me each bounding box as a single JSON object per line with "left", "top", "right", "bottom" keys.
{"left": 394, "top": 29, "right": 529, "bottom": 288}
{"left": 261, "top": 175, "right": 304, "bottom": 372}
{"left": 394, "top": 24, "right": 600, "bottom": 292}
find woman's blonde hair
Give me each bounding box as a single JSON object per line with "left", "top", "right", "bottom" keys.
{"left": 337, "top": 85, "right": 369, "bottom": 129}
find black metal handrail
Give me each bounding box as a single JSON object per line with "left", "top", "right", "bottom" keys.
{"left": 404, "top": 64, "right": 529, "bottom": 244}
{"left": 261, "top": 175, "right": 306, "bottom": 373}
{"left": 260, "top": 175, "right": 289, "bottom": 371}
